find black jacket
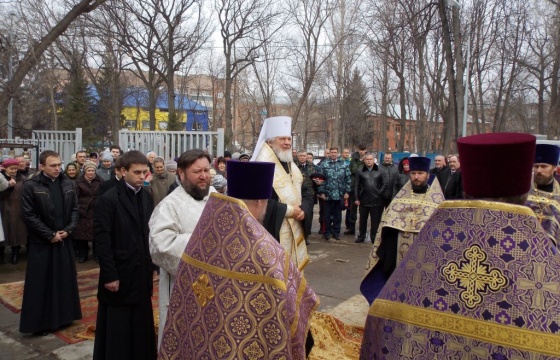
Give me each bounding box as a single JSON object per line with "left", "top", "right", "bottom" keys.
{"left": 94, "top": 179, "right": 154, "bottom": 305}
{"left": 354, "top": 164, "right": 386, "bottom": 207}
{"left": 379, "top": 163, "right": 399, "bottom": 199}
{"left": 430, "top": 165, "right": 450, "bottom": 190}
{"left": 443, "top": 168, "right": 463, "bottom": 199}
{"left": 21, "top": 172, "right": 79, "bottom": 244}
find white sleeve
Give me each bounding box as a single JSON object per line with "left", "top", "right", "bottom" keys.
{"left": 149, "top": 201, "right": 192, "bottom": 276}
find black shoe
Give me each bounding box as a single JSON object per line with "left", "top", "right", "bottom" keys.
{"left": 355, "top": 238, "right": 365, "bottom": 243}
{"left": 324, "top": 236, "right": 331, "bottom": 241}
{"left": 333, "top": 236, "right": 340, "bottom": 240}
{"left": 305, "top": 240, "right": 310, "bottom": 245}
{"left": 32, "top": 331, "right": 49, "bottom": 336}
{"left": 78, "top": 257, "right": 88, "bottom": 263}
{"left": 11, "top": 250, "right": 19, "bottom": 265}
{"left": 343, "top": 230, "right": 355, "bottom": 235}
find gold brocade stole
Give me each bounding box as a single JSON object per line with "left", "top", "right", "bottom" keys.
{"left": 254, "top": 142, "right": 309, "bottom": 270}
{"left": 364, "top": 181, "right": 443, "bottom": 275}
{"left": 527, "top": 179, "right": 560, "bottom": 246}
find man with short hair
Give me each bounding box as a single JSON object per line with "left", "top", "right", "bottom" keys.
{"left": 93, "top": 150, "right": 157, "bottom": 359}
{"left": 158, "top": 160, "right": 318, "bottom": 359}
{"left": 251, "top": 116, "right": 313, "bottom": 270}
{"left": 341, "top": 148, "right": 351, "bottom": 165}
{"left": 526, "top": 144, "right": 560, "bottom": 243}
{"left": 354, "top": 153, "right": 386, "bottom": 243}
{"left": 361, "top": 133, "right": 560, "bottom": 359}
{"left": 443, "top": 155, "right": 463, "bottom": 199}
{"left": 75, "top": 150, "right": 87, "bottom": 172}
{"left": 429, "top": 154, "right": 449, "bottom": 187}
{"left": 360, "top": 156, "right": 444, "bottom": 304}
{"left": 379, "top": 152, "right": 399, "bottom": 208}
{"left": 317, "top": 147, "right": 351, "bottom": 241}
{"left": 307, "top": 152, "right": 314, "bottom": 163}
{"left": 20, "top": 150, "right": 81, "bottom": 335}
{"left": 149, "top": 149, "right": 216, "bottom": 345}
{"left": 110, "top": 145, "right": 121, "bottom": 162}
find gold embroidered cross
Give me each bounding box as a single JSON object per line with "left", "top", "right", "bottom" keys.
{"left": 447, "top": 337, "right": 488, "bottom": 359}
{"left": 518, "top": 262, "right": 559, "bottom": 310}
{"left": 405, "top": 245, "right": 435, "bottom": 286}
{"left": 442, "top": 244, "right": 508, "bottom": 309}
{"left": 192, "top": 274, "right": 215, "bottom": 308}
{"left": 393, "top": 324, "right": 427, "bottom": 358}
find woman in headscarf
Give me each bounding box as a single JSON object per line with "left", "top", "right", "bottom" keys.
{"left": 394, "top": 157, "right": 410, "bottom": 195}
{"left": 74, "top": 161, "right": 103, "bottom": 263}
{"left": 64, "top": 162, "right": 79, "bottom": 184}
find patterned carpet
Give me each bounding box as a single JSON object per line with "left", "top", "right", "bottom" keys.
{"left": 308, "top": 312, "right": 364, "bottom": 359}
{"left": 0, "top": 268, "right": 159, "bottom": 344}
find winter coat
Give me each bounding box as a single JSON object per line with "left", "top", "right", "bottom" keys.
{"left": 147, "top": 172, "right": 177, "bottom": 207}
{"left": 0, "top": 171, "right": 27, "bottom": 246}
{"left": 21, "top": 172, "right": 79, "bottom": 244}
{"left": 94, "top": 179, "right": 154, "bottom": 306}
{"left": 379, "top": 162, "right": 399, "bottom": 199}
{"left": 96, "top": 166, "right": 114, "bottom": 182}
{"left": 318, "top": 159, "right": 351, "bottom": 201}
{"left": 354, "top": 164, "right": 386, "bottom": 207}
{"left": 74, "top": 174, "right": 103, "bottom": 241}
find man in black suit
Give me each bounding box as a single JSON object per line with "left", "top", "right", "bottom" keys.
{"left": 93, "top": 150, "right": 157, "bottom": 360}
{"left": 443, "top": 155, "right": 463, "bottom": 199}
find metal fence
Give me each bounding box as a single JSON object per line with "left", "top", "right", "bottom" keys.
{"left": 0, "top": 128, "right": 82, "bottom": 167}
{"left": 119, "top": 128, "right": 225, "bottom": 160}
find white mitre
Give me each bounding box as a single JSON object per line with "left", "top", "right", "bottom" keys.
{"left": 250, "top": 116, "right": 292, "bottom": 161}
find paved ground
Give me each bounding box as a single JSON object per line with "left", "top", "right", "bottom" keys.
{"left": 0, "top": 208, "right": 372, "bottom": 359}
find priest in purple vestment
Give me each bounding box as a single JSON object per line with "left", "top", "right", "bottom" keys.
{"left": 158, "top": 160, "right": 318, "bottom": 360}
{"left": 361, "top": 133, "right": 560, "bottom": 359}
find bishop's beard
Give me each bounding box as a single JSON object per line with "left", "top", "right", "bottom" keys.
{"left": 272, "top": 145, "right": 293, "bottom": 163}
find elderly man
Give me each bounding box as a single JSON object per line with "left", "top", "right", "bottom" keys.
{"left": 149, "top": 149, "right": 216, "bottom": 345}
{"left": 429, "top": 154, "right": 449, "bottom": 187}
{"left": 360, "top": 156, "right": 444, "bottom": 304}
{"left": 158, "top": 160, "right": 317, "bottom": 359}
{"left": 251, "top": 116, "right": 313, "bottom": 270}
{"left": 526, "top": 143, "right": 560, "bottom": 244}
{"left": 443, "top": 154, "right": 463, "bottom": 199}
{"left": 361, "top": 133, "right": 560, "bottom": 359}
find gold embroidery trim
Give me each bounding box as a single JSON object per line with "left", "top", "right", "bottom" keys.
{"left": 210, "top": 192, "right": 249, "bottom": 210}
{"left": 192, "top": 273, "right": 215, "bottom": 308}
{"left": 290, "top": 276, "right": 309, "bottom": 337}
{"left": 370, "top": 299, "right": 560, "bottom": 356}
{"left": 182, "top": 253, "right": 287, "bottom": 291}
{"left": 438, "top": 200, "right": 535, "bottom": 217}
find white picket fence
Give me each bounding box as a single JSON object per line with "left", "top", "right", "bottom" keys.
{"left": 0, "top": 128, "right": 82, "bottom": 167}
{"left": 119, "top": 128, "right": 225, "bottom": 160}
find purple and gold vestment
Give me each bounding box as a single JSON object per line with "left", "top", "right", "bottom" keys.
{"left": 526, "top": 179, "right": 560, "bottom": 247}
{"left": 158, "top": 193, "right": 318, "bottom": 360}
{"left": 361, "top": 200, "right": 560, "bottom": 359}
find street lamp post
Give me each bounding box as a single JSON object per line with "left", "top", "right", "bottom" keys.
{"left": 7, "top": 12, "right": 15, "bottom": 139}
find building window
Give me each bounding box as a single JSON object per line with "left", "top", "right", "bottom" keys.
{"left": 159, "top": 122, "right": 168, "bottom": 130}
{"left": 395, "top": 124, "right": 401, "bottom": 132}
{"left": 192, "top": 122, "right": 203, "bottom": 131}
{"left": 142, "top": 121, "right": 150, "bottom": 129}
{"left": 124, "top": 120, "right": 137, "bottom": 128}
{"left": 387, "top": 123, "right": 391, "bottom": 131}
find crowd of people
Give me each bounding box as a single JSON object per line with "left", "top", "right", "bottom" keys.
{"left": 1, "top": 117, "right": 559, "bottom": 359}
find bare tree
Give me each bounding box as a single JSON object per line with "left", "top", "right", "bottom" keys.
{"left": 215, "top": 0, "right": 283, "bottom": 149}
{"left": 0, "top": 0, "right": 107, "bottom": 125}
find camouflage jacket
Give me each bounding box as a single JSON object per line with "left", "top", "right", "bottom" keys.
{"left": 318, "top": 159, "right": 351, "bottom": 200}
